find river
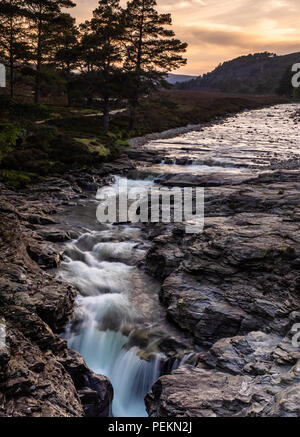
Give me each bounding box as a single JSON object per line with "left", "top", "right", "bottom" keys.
{"left": 57, "top": 103, "right": 300, "bottom": 417}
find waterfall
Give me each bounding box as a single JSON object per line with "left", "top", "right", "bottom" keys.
{"left": 171, "top": 352, "right": 196, "bottom": 371}
{"left": 67, "top": 327, "right": 161, "bottom": 417}
{"left": 59, "top": 182, "right": 163, "bottom": 417}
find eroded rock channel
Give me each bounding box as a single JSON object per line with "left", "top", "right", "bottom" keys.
{"left": 1, "top": 104, "right": 300, "bottom": 417}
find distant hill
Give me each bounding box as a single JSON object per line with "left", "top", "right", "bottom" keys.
{"left": 167, "top": 74, "right": 196, "bottom": 85}
{"left": 176, "top": 52, "right": 300, "bottom": 94}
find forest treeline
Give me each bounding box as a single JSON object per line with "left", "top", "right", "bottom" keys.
{"left": 0, "top": 0, "right": 187, "bottom": 131}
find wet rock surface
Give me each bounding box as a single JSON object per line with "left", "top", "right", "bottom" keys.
{"left": 0, "top": 170, "right": 119, "bottom": 417}
{"left": 158, "top": 213, "right": 300, "bottom": 345}
{"left": 1, "top": 105, "right": 300, "bottom": 417}
{"left": 144, "top": 104, "right": 300, "bottom": 417}
{"left": 146, "top": 329, "right": 300, "bottom": 417}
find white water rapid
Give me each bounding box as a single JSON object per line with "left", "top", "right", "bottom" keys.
{"left": 59, "top": 104, "right": 300, "bottom": 418}
{"left": 60, "top": 178, "right": 165, "bottom": 417}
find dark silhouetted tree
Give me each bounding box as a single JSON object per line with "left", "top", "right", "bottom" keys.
{"left": 124, "top": 0, "right": 187, "bottom": 129}
{"left": 52, "top": 13, "right": 80, "bottom": 105}
{"left": 0, "top": 0, "right": 30, "bottom": 97}
{"left": 79, "top": 0, "right": 124, "bottom": 132}
{"left": 24, "top": 0, "right": 75, "bottom": 103}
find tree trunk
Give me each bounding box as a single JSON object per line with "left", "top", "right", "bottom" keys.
{"left": 35, "top": 59, "right": 41, "bottom": 104}
{"left": 66, "top": 70, "right": 72, "bottom": 107}
{"left": 103, "top": 67, "right": 111, "bottom": 134}
{"left": 35, "top": 18, "right": 42, "bottom": 104}
{"left": 9, "top": 16, "right": 14, "bottom": 98}
{"left": 67, "top": 91, "right": 72, "bottom": 107}
{"left": 129, "top": 0, "right": 145, "bottom": 131}
{"left": 9, "top": 55, "right": 14, "bottom": 99}
{"left": 103, "top": 94, "right": 110, "bottom": 134}
{"left": 129, "top": 98, "right": 138, "bottom": 131}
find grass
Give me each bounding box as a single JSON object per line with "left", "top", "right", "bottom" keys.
{"left": 74, "top": 137, "right": 110, "bottom": 157}
{"left": 0, "top": 95, "right": 126, "bottom": 184}
{"left": 0, "top": 169, "right": 39, "bottom": 188}
{"left": 0, "top": 91, "right": 288, "bottom": 187}
{"left": 113, "top": 90, "right": 288, "bottom": 137}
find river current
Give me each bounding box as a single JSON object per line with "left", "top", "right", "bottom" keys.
{"left": 58, "top": 104, "right": 300, "bottom": 417}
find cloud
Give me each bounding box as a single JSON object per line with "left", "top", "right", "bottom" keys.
{"left": 181, "top": 25, "right": 300, "bottom": 49}
{"left": 71, "top": 0, "right": 300, "bottom": 75}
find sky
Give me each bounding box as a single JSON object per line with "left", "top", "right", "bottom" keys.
{"left": 72, "top": 0, "right": 300, "bottom": 75}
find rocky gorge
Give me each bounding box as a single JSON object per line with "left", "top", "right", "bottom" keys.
{"left": 0, "top": 164, "right": 133, "bottom": 417}
{"left": 0, "top": 103, "right": 300, "bottom": 417}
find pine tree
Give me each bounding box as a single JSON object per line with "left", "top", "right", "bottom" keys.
{"left": 124, "top": 0, "right": 187, "bottom": 129}
{"left": 0, "top": 0, "right": 29, "bottom": 98}
{"left": 79, "top": 0, "right": 124, "bottom": 132}
{"left": 51, "top": 13, "right": 80, "bottom": 106}
{"left": 53, "top": 14, "right": 79, "bottom": 75}
{"left": 23, "top": 0, "right": 75, "bottom": 103}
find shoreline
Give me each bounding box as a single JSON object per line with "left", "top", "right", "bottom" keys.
{"left": 0, "top": 100, "right": 298, "bottom": 418}
{"left": 128, "top": 99, "right": 289, "bottom": 148}
{"left": 0, "top": 91, "right": 287, "bottom": 189}
{"left": 128, "top": 120, "right": 217, "bottom": 148}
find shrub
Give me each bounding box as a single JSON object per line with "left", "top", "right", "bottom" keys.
{"left": 26, "top": 125, "right": 59, "bottom": 151}
{"left": 114, "top": 139, "right": 130, "bottom": 149}
{"left": 74, "top": 138, "right": 110, "bottom": 158}
{"left": 0, "top": 123, "right": 20, "bottom": 164}
{"left": 0, "top": 169, "right": 38, "bottom": 188}
{"left": 10, "top": 102, "right": 51, "bottom": 120}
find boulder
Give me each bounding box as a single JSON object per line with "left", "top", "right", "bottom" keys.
{"left": 146, "top": 329, "right": 300, "bottom": 417}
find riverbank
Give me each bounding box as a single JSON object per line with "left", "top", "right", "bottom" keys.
{"left": 0, "top": 101, "right": 298, "bottom": 418}
{"left": 0, "top": 156, "right": 139, "bottom": 416}
{"left": 123, "top": 90, "right": 288, "bottom": 137}
{"left": 0, "top": 92, "right": 287, "bottom": 188}
{"left": 140, "top": 104, "right": 300, "bottom": 417}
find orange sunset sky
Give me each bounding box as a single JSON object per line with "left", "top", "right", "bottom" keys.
{"left": 72, "top": 0, "right": 300, "bottom": 75}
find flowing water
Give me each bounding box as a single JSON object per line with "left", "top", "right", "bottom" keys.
{"left": 60, "top": 219, "right": 166, "bottom": 417}
{"left": 59, "top": 104, "right": 300, "bottom": 417}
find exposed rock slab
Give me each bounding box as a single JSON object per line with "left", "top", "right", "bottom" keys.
{"left": 157, "top": 171, "right": 255, "bottom": 187}
{"left": 148, "top": 213, "right": 300, "bottom": 346}
{"left": 145, "top": 166, "right": 300, "bottom": 417}
{"left": 146, "top": 329, "right": 300, "bottom": 417}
